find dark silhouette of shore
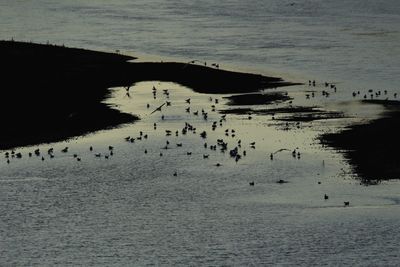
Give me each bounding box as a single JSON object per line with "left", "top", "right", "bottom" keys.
{"left": 0, "top": 40, "right": 296, "bottom": 149}
{"left": 321, "top": 100, "right": 400, "bottom": 184}
{"left": 223, "top": 92, "right": 292, "bottom": 105}
{"left": 220, "top": 106, "right": 345, "bottom": 122}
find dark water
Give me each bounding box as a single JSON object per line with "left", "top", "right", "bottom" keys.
{"left": 1, "top": 0, "right": 400, "bottom": 89}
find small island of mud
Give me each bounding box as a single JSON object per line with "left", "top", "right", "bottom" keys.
{"left": 223, "top": 92, "right": 292, "bottom": 106}
{"left": 220, "top": 105, "right": 345, "bottom": 122}
{"left": 321, "top": 100, "right": 400, "bottom": 184}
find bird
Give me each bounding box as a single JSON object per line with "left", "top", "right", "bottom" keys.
{"left": 344, "top": 201, "right": 350, "bottom": 207}
{"left": 249, "top": 181, "right": 255, "bottom": 186}
{"left": 150, "top": 103, "right": 166, "bottom": 114}
{"left": 324, "top": 194, "right": 329, "bottom": 200}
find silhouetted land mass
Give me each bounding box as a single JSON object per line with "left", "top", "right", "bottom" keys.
{"left": 223, "top": 92, "right": 292, "bottom": 105}
{"left": 0, "top": 40, "right": 295, "bottom": 149}
{"left": 220, "top": 105, "right": 345, "bottom": 122}
{"left": 321, "top": 100, "right": 400, "bottom": 184}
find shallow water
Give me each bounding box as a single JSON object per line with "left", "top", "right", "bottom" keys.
{"left": 1, "top": 82, "right": 400, "bottom": 266}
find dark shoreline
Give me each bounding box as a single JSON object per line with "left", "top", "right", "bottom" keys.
{"left": 0, "top": 40, "right": 297, "bottom": 150}
{"left": 320, "top": 100, "right": 400, "bottom": 184}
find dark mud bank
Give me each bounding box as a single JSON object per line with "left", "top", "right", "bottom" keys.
{"left": 321, "top": 100, "right": 400, "bottom": 183}
{"left": 0, "top": 40, "right": 296, "bottom": 149}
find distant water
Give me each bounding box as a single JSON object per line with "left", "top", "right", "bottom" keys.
{"left": 1, "top": 0, "right": 400, "bottom": 89}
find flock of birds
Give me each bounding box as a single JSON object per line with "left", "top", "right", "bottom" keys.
{"left": 3, "top": 84, "right": 303, "bottom": 174}
{"left": 2, "top": 80, "right": 380, "bottom": 207}
{"left": 306, "top": 79, "right": 398, "bottom": 101}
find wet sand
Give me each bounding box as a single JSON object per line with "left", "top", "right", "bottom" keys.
{"left": 0, "top": 40, "right": 295, "bottom": 149}
{"left": 321, "top": 100, "right": 400, "bottom": 184}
